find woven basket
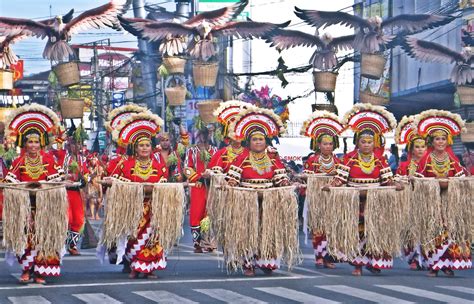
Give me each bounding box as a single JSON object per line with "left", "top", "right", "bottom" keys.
{"left": 311, "top": 103, "right": 338, "bottom": 115}
{"left": 163, "top": 57, "right": 186, "bottom": 74}
{"left": 197, "top": 99, "right": 222, "bottom": 123}
{"left": 165, "top": 86, "right": 187, "bottom": 106}
{"left": 312, "top": 71, "right": 338, "bottom": 92}
{"left": 54, "top": 62, "right": 80, "bottom": 87}
{"left": 359, "top": 90, "right": 389, "bottom": 105}
{"left": 461, "top": 122, "right": 474, "bottom": 143}
{"left": 0, "top": 69, "right": 13, "bottom": 90}
{"left": 60, "top": 98, "right": 85, "bottom": 119}
{"left": 361, "top": 53, "right": 386, "bottom": 80}
{"left": 457, "top": 85, "right": 474, "bottom": 105}
{"left": 193, "top": 61, "right": 218, "bottom": 87}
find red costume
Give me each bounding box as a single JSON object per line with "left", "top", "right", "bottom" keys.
{"left": 413, "top": 110, "right": 471, "bottom": 273}
{"left": 225, "top": 107, "right": 289, "bottom": 272}
{"left": 4, "top": 104, "right": 64, "bottom": 281}
{"left": 184, "top": 145, "right": 218, "bottom": 248}
{"left": 335, "top": 104, "right": 397, "bottom": 272}
{"left": 56, "top": 149, "right": 89, "bottom": 253}
{"left": 110, "top": 111, "right": 169, "bottom": 276}
{"left": 301, "top": 110, "right": 345, "bottom": 265}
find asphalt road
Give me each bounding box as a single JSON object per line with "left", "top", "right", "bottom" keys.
{"left": 0, "top": 221, "right": 473, "bottom": 304}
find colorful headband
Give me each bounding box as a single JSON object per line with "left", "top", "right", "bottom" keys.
{"left": 414, "top": 109, "right": 465, "bottom": 139}
{"left": 214, "top": 100, "right": 255, "bottom": 126}
{"left": 228, "top": 107, "right": 286, "bottom": 141}
{"left": 105, "top": 104, "right": 148, "bottom": 132}
{"left": 395, "top": 115, "right": 420, "bottom": 145}
{"left": 112, "top": 112, "right": 164, "bottom": 148}
{"left": 5, "top": 103, "right": 60, "bottom": 147}
{"left": 301, "top": 110, "right": 345, "bottom": 140}
{"left": 343, "top": 103, "right": 397, "bottom": 135}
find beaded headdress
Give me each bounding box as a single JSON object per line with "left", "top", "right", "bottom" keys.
{"left": 105, "top": 104, "right": 149, "bottom": 133}
{"left": 414, "top": 109, "right": 465, "bottom": 146}
{"left": 228, "top": 107, "right": 286, "bottom": 141}
{"left": 112, "top": 112, "right": 164, "bottom": 148}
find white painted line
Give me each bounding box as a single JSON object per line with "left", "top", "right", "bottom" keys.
{"left": 72, "top": 293, "right": 122, "bottom": 304}
{"left": 0, "top": 275, "right": 314, "bottom": 290}
{"left": 8, "top": 296, "right": 51, "bottom": 304}
{"left": 437, "top": 286, "right": 474, "bottom": 295}
{"left": 377, "top": 285, "right": 474, "bottom": 304}
{"left": 134, "top": 291, "right": 197, "bottom": 304}
{"left": 317, "top": 285, "right": 414, "bottom": 304}
{"left": 292, "top": 266, "right": 340, "bottom": 277}
{"left": 195, "top": 288, "right": 267, "bottom": 304}
{"left": 256, "top": 287, "right": 339, "bottom": 304}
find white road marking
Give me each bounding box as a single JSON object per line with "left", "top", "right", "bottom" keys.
{"left": 0, "top": 275, "right": 314, "bottom": 290}
{"left": 8, "top": 296, "right": 51, "bottom": 304}
{"left": 437, "top": 286, "right": 474, "bottom": 295}
{"left": 134, "top": 290, "right": 198, "bottom": 304}
{"left": 195, "top": 288, "right": 267, "bottom": 304}
{"left": 377, "top": 285, "right": 474, "bottom": 304}
{"left": 317, "top": 285, "right": 414, "bottom": 304}
{"left": 256, "top": 287, "right": 339, "bottom": 304}
{"left": 72, "top": 293, "right": 122, "bottom": 304}
{"left": 292, "top": 266, "right": 340, "bottom": 277}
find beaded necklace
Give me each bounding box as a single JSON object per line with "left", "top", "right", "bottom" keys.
{"left": 249, "top": 151, "right": 272, "bottom": 175}
{"left": 226, "top": 146, "right": 243, "bottom": 163}
{"left": 430, "top": 152, "right": 450, "bottom": 177}
{"left": 318, "top": 154, "right": 335, "bottom": 174}
{"left": 134, "top": 157, "right": 153, "bottom": 180}
{"left": 357, "top": 152, "right": 376, "bottom": 175}
{"left": 25, "top": 154, "right": 44, "bottom": 180}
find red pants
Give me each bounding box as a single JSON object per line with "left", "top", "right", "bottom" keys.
{"left": 189, "top": 185, "right": 207, "bottom": 227}
{"left": 67, "top": 190, "right": 85, "bottom": 232}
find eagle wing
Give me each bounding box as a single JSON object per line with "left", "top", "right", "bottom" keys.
{"left": 266, "top": 28, "right": 323, "bottom": 50}
{"left": 185, "top": 0, "right": 248, "bottom": 27}
{"left": 294, "top": 7, "right": 370, "bottom": 30}
{"left": 403, "top": 37, "right": 464, "bottom": 64}
{"left": 212, "top": 20, "right": 290, "bottom": 39}
{"left": 0, "top": 17, "right": 50, "bottom": 39}
{"left": 382, "top": 14, "right": 454, "bottom": 33}
{"left": 118, "top": 16, "right": 195, "bottom": 41}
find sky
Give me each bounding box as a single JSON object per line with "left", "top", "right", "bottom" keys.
{"left": 0, "top": 0, "right": 175, "bottom": 75}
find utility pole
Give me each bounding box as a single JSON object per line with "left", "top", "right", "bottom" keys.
{"left": 133, "top": 0, "right": 158, "bottom": 114}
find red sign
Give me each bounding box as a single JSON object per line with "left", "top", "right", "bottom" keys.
{"left": 10, "top": 60, "right": 24, "bottom": 81}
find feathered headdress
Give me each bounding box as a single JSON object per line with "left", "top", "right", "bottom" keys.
{"left": 213, "top": 100, "right": 255, "bottom": 137}
{"left": 395, "top": 114, "right": 425, "bottom": 151}
{"left": 228, "top": 107, "right": 286, "bottom": 141}
{"left": 414, "top": 109, "right": 465, "bottom": 145}
{"left": 112, "top": 112, "right": 164, "bottom": 148}
{"left": 5, "top": 103, "right": 60, "bottom": 148}
{"left": 343, "top": 103, "right": 397, "bottom": 148}
{"left": 301, "top": 110, "right": 344, "bottom": 151}
{"left": 105, "top": 104, "right": 149, "bottom": 133}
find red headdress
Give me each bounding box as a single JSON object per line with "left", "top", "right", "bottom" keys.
{"left": 214, "top": 100, "right": 255, "bottom": 138}
{"left": 228, "top": 107, "right": 286, "bottom": 141}
{"left": 395, "top": 114, "right": 425, "bottom": 151}
{"left": 301, "top": 110, "right": 345, "bottom": 150}
{"left": 5, "top": 103, "right": 60, "bottom": 148}
{"left": 105, "top": 104, "right": 149, "bottom": 133}
{"left": 414, "top": 109, "right": 465, "bottom": 145}
{"left": 112, "top": 112, "right": 164, "bottom": 149}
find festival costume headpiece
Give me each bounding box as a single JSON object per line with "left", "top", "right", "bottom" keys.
{"left": 343, "top": 103, "right": 397, "bottom": 148}
{"left": 414, "top": 109, "right": 465, "bottom": 145}
{"left": 105, "top": 104, "right": 148, "bottom": 133}
{"left": 301, "top": 110, "right": 345, "bottom": 150}
{"left": 395, "top": 115, "right": 425, "bottom": 151}
{"left": 213, "top": 100, "right": 255, "bottom": 138}
{"left": 112, "top": 112, "right": 164, "bottom": 149}
{"left": 5, "top": 103, "right": 60, "bottom": 148}
{"left": 228, "top": 107, "right": 286, "bottom": 141}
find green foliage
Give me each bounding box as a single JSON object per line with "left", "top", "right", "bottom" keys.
{"left": 200, "top": 149, "right": 211, "bottom": 164}
{"left": 214, "top": 126, "right": 224, "bottom": 144}
{"left": 166, "top": 153, "right": 178, "bottom": 167}
{"left": 166, "top": 106, "right": 174, "bottom": 122}
{"left": 73, "top": 124, "right": 89, "bottom": 144}
{"left": 68, "top": 160, "right": 79, "bottom": 174}
{"left": 193, "top": 116, "right": 205, "bottom": 131}
{"left": 158, "top": 64, "right": 169, "bottom": 78}
{"left": 0, "top": 146, "right": 17, "bottom": 163}
{"left": 176, "top": 143, "right": 186, "bottom": 158}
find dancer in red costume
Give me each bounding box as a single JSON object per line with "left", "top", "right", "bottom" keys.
{"left": 184, "top": 128, "right": 218, "bottom": 253}
{"left": 108, "top": 112, "right": 168, "bottom": 279}
{"left": 413, "top": 110, "right": 472, "bottom": 277}
{"left": 56, "top": 128, "right": 90, "bottom": 256}
{"left": 153, "top": 125, "right": 189, "bottom": 182}
{"left": 226, "top": 107, "right": 290, "bottom": 276}
{"left": 331, "top": 103, "right": 399, "bottom": 276}
{"left": 207, "top": 101, "right": 255, "bottom": 174}
{"left": 4, "top": 104, "right": 64, "bottom": 285}
{"left": 394, "top": 115, "right": 428, "bottom": 270}
{"left": 301, "top": 110, "right": 345, "bottom": 269}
